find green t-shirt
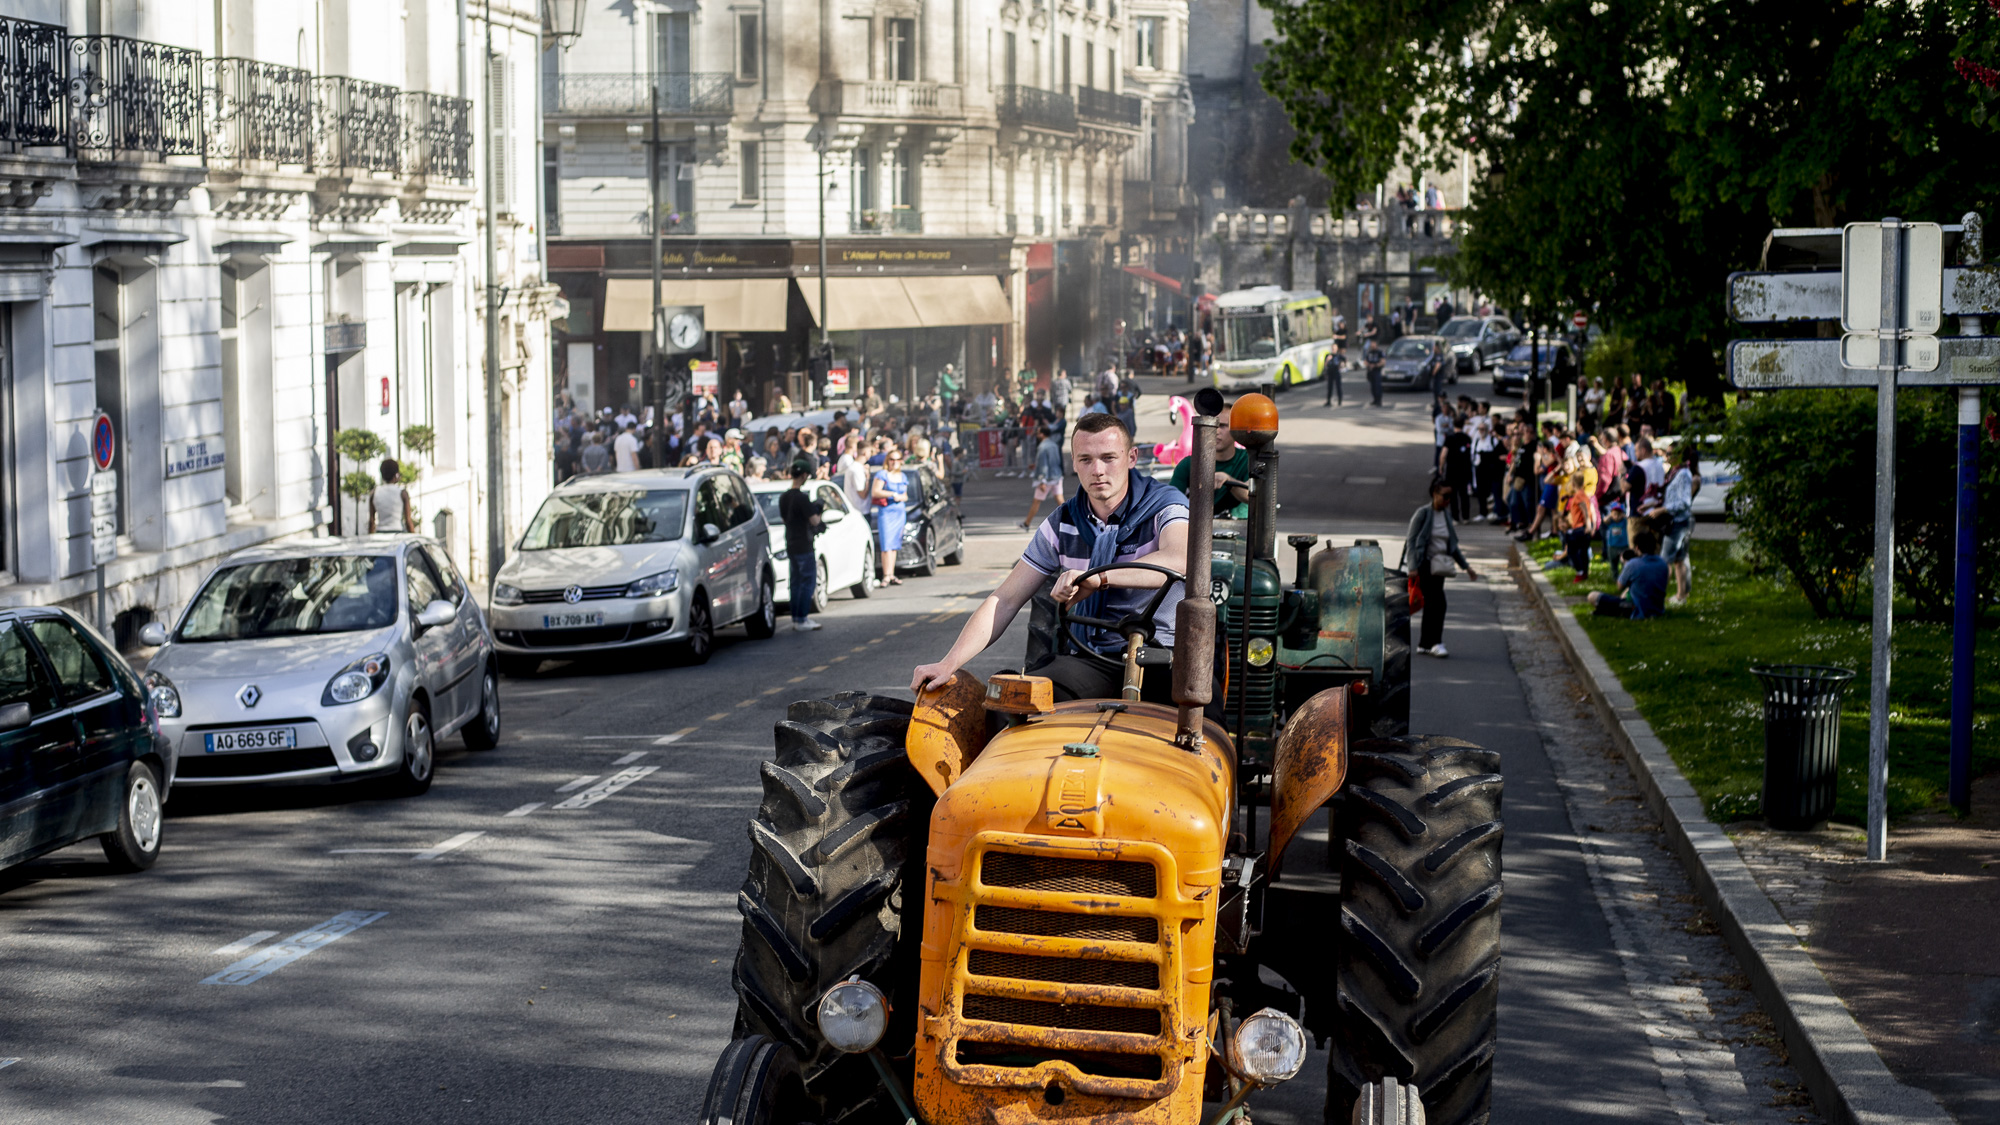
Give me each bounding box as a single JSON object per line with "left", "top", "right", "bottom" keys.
{"left": 1171, "top": 446, "right": 1254, "bottom": 518}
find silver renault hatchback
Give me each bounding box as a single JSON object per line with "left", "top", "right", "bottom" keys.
{"left": 139, "top": 536, "right": 500, "bottom": 796}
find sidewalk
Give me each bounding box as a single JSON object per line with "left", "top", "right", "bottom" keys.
{"left": 1505, "top": 528, "right": 1995, "bottom": 1125}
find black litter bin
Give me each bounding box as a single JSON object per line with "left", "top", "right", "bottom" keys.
{"left": 1749, "top": 664, "right": 1855, "bottom": 830}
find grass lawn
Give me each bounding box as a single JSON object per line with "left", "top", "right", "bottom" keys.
{"left": 1525, "top": 534, "right": 2000, "bottom": 824}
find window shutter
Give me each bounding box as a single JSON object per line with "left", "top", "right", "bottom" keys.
{"left": 489, "top": 53, "right": 512, "bottom": 210}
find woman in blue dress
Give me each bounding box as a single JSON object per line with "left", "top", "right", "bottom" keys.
{"left": 870, "top": 448, "right": 911, "bottom": 586}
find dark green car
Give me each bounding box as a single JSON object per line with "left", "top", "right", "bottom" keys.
{"left": 0, "top": 608, "right": 170, "bottom": 876}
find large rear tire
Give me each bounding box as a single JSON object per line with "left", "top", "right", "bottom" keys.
{"left": 700, "top": 1035, "right": 813, "bottom": 1125}
{"left": 1327, "top": 736, "right": 1503, "bottom": 1125}
{"left": 731, "top": 693, "right": 930, "bottom": 1122}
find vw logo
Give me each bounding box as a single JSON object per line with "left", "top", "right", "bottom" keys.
{"left": 237, "top": 684, "right": 261, "bottom": 709}
{"left": 562, "top": 585, "right": 584, "bottom": 604}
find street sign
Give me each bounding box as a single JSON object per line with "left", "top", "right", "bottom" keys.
{"left": 1727, "top": 263, "right": 2000, "bottom": 322}
{"left": 91, "top": 412, "right": 115, "bottom": 471}
{"left": 1843, "top": 221, "right": 1944, "bottom": 334}
{"left": 1728, "top": 337, "right": 2000, "bottom": 388}
{"left": 1571, "top": 310, "right": 1589, "bottom": 330}
{"left": 826, "top": 360, "right": 850, "bottom": 395}
{"left": 690, "top": 359, "right": 718, "bottom": 394}
{"left": 1842, "top": 332, "right": 1941, "bottom": 372}
{"left": 164, "top": 437, "right": 227, "bottom": 479}
{"left": 90, "top": 469, "right": 116, "bottom": 565}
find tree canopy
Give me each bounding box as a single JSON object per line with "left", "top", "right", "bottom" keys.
{"left": 1259, "top": 0, "right": 2000, "bottom": 392}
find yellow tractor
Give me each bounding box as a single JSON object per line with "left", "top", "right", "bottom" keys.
{"left": 705, "top": 396, "right": 1502, "bottom": 1125}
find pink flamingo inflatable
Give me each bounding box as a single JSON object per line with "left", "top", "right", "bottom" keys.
{"left": 1152, "top": 395, "right": 1195, "bottom": 466}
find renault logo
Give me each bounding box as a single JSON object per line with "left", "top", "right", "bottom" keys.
{"left": 237, "top": 684, "right": 261, "bottom": 709}
{"left": 563, "top": 585, "right": 584, "bottom": 604}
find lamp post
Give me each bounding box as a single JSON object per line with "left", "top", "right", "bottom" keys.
{"left": 541, "top": 0, "right": 586, "bottom": 48}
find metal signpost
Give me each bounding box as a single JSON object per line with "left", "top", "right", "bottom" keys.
{"left": 1727, "top": 214, "right": 1995, "bottom": 857}
{"left": 90, "top": 412, "right": 117, "bottom": 636}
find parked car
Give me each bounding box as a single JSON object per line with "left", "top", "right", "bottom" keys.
{"left": 1492, "top": 340, "right": 1577, "bottom": 396}
{"left": 0, "top": 608, "right": 169, "bottom": 874}
{"left": 891, "top": 464, "right": 966, "bottom": 576}
{"left": 140, "top": 536, "right": 499, "bottom": 797}
{"left": 1438, "top": 315, "right": 1520, "bottom": 373}
{"left": 751, "top": 479, "right": 876, "bottom": 611}
{"left": 490, "top": 466, "right": 776, "bottom": 671}
{"left": 1381, "top": 335, "right": 1453, "bottom": 388}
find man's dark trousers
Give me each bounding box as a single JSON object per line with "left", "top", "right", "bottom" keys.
{"left": 1368, "top": 368, "right": 1383, "bottom": 406}
{"left": 789, "top": 555, "right": 817, "bottom": 623}
{"left": 1324, "top": 359, "right": 1344, "bottom": 406}
{"left": 1418, "top": 572, "right": 1450, "bottom": 649}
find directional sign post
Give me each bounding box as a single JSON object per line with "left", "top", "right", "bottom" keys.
{"left": 1729, "top": 215, "right": 1991, "bottom": 856}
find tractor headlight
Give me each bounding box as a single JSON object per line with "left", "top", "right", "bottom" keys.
{"left": 817, "top": 978, "right": 888, "bottom": 1054}
{"left": 1245, "top": 637, "right": 1275, "bottom": 667}
{"left": 1225, "top": 1008, "right": 1308, "bottom": 1085}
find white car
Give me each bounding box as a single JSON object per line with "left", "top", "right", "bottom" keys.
{"left": 751, "top": 479, "right": 877, "bottom": 611}
{"left": 1693, "top": 457, "right": 1741, "bottom": 519}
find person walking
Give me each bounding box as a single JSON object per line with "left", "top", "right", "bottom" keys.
{"left": 370, "top": 459, "right": 417, "bottom": 533}
{"left": 1051, "top": 369, "right": 1072, "bottom": 422}
{"left": 613, "top": 422, "right": 642, "bottom": 472}
{"left": 778, "top": 458, "right": 826, "bottom": 631}
{"left": 1423, "top": 340, "right": 1452, "bottom": 406}
{"left": 1020, "top": 424, "right": 1065, "bottom": 529}
{"left": 1322, "top": 345, "right": 1345, "bottom": 407}
{"left": 1438, "top": 415, "right": 1475, "bottom": 520}
{"left": 870, "top": 447, "right": 911, "bottom": 586}
{"left": 1403, "top": 479, "right": 1479, "bottom": 658}
{"left": 1364, "top": 340, "right": 1386, "bottom": 406}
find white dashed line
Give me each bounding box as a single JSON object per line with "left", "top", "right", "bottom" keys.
{"left": 200, "top": 911, "right": 386, "bottom": 985}
{"left": 413, "top": 832, "right": 485, "bottom": 861}
{"left": 653, "top": 726, "right": 697, "bottom": 746}
{"left": 611, "top": 750, "right": 649, "bottom": 766}
{"left": 212, "top": 931, "right": 279, "bottom": 956}
{"left": 554, "top": 765, "right": 660, "bottom": 809}
{"left": 555, "top": 775, "right": 600, "bottom": 793}
{"left": 0, "top": 1059, "right": 19, "bottom": 1070}
{"left": 504, "top": 802, "right": 545, "bottom": 817}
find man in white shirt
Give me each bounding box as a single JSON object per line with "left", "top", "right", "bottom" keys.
{"left": 613, "top": 423, "right": 642, "bottom": 472}
{"left": 728, "top": 391, "right": 748, "bottom": 425}
{"left": 614, "top": 406, "right": 638, "bottom": 430}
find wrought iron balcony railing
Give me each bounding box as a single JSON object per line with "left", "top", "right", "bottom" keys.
{"left": 995, "top": 85, "right": 1076, "bottom": 133}
{"left": 1076, "top": 86, "right": 1142, "bottom": 128}
{"left": 313, "top": 74, "right": 401, "bottom": 174}
{"left": 70, "top": 34, "right": 203, "bottom": 160}
{"left": 544, "top": 72, "right": 732, "bottom": 116}
{"left": 204, "top": 57, "right": 310, "bottom": 166}
{"left": 0, "top": 17, "right": 69, "bottom": 154}
{"left": 400, "top": 90, "right": 473, "bottom": 181}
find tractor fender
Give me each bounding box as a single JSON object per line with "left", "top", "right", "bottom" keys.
{"left": 908, "top": 670, "right": 992, "bottom": 796}
{"left": 1266, "top": 683, "right": 1351, "bottom": 878}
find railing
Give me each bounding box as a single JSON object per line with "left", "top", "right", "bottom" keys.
{"left": 1213, "top": 207, "right": 1463, "bottom": 241}
{"left": 996, "top": 85, "right": 1076, "bottom": 133}
{"left": 543, "top": 72, "right": 732, "bottom": 115}
{"left": 818, "top": 80, "right": 963, "bottom": 118}
{"left": 400, "top": 90, "right": 473, "bottom": 181}
{"left": 851, "top": 209, "right": 922, "bottom": 234}
{"left": 204, "top": 57, "right": 310, "bottom": 165}
{"left": 0, "top": 17, "right": 69, "bottom": 154}
{"left": 891, "top": 207, "right": 921, "bottom": 233}
{"left": 1075, "top": 86, "right": 1141, "bottom": 127}
{"left": 313, "top": 75, "right": 400, "bottom": 173}
{"left": 70, "top": 34, "right": 203, "bottom": 160}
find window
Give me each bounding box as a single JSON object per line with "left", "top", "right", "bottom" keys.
{"left": 657, "top": 12, "right": 691, "bottom": 75}
{"left": 178, "top": 557, "right": 401, "bottom": 641}
{"left": 891, "top": 148, "right": 916, "bottom": 209}
{"left": 27, "top": 618, "right": 113, "bottom": 704}
{"left": 723, "top": 475, "right": 756, "bottom": 528}
{"left": 1085, "top": 44, "right": 1094, "bottom": 89}
{"left": 405, "top": 550, "right": 447, "bottom": 617}
{"left": 737, "top": 13, "right": 761, "bottom": 81}
{"left": 739, "top": 141, "right": 760, "bottom": 200}
{"left": 487, "top": 53, "right": 514, "bottom": 209}
{"left": 219, "top": 264, "right": 243, "bottom": 506}
{"left": 523, "top": 490, "right": 690, "bottom": 548}
{"left": 1004, "top": 32, "right": 1017, "bottom": 86}
{"left": 816, "top": 484, "right": 848, "bottom": 513}
{"left": 695, "top": 479, "right": 727, "bottom": 533}
{"left": 886, "top": 18, "right": 916, "bottom": 82}
{"left": 1061, "top": 35, "right": 1071, "bottom": 92}
{"left": 421, "top": 543, "right": 466, "bottom": 605}
{"left": 91, "top": 266, "right": 126, "bottom": 535}
{"left": 1108, "top": 48, "right": 1116, "bottom": 88}
{"left": 1134, "top": 18, "right": 1160, "bottom": 69}
{"left": 0, "top": 622, "right": 56, "bottom": 715}
{"left": 851, "top": 145, "right": 874, "bottom": 216}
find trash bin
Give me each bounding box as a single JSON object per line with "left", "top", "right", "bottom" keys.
{"left": 1749, "top": 664, "right": 1855, "bottom": 830}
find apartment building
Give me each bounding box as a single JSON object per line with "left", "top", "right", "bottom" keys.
{"left": 0, "top": 0, "right": 553, "bottom": 639}
{"left": 542, "top": 0, "right": 1194, "bottom": 411}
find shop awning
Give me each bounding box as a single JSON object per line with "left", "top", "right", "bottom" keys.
{"left": 600, "top": 278, "right": 791, "bottom": 333}
{"left": 800, "top": 275, "right": 1011, "bottom": 330}
{"left": 1122, "top": 265, "right": 1184, "bottom": 293}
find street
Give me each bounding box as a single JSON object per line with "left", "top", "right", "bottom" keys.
{"left": 0, "top": 383, "right": 1818, "bottom": 1125}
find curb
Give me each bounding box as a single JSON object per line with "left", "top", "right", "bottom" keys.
{"left": 1511, "top": 547, "right": 1956, "bottom": 1125}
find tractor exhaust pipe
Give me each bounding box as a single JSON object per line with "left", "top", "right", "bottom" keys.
{"left": 1173, "top": 413, "right": 1219, "bottom": 748}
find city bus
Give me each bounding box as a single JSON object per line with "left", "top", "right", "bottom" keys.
{"left": 1210, "top": 285, "right": 1336, "bottom": 390}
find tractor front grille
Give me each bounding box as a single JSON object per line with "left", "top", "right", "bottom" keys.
{"left": 980, "top": 852, "right": 1157, "bottom": 897}
{"left": 973, "top": 905, "right": 1158, "bottom": 943}
{"left": 1223, "top": 599, "right": 1281, "bottom": 728}
{"left": 962, "top": 994, "right": 1164, "bottom": 1035}
{"left": 969, "top": 949, "right": 1161, "bottom": 990}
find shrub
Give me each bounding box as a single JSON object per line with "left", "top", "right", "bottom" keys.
{"left": 334, "top": 428, "right": 388, "bottom": 464}
{"left": 400, "top": 425, "right": 437, "bottom": 458}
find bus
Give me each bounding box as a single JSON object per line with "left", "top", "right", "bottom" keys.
{"left": 1210, "top": 286, "right": 1336, "bottom": 390}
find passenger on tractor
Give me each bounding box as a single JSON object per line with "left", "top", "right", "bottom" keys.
{"left": 911, "top": 411, "right": 1191, "bottom": 704}
{"left": 1168, "top": 402, "right": 1253, "bottom": 518}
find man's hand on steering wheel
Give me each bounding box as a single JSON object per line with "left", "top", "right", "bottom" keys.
{"left": 1055, "top": 561, "right": 1186, "bottom": 671}
{"left": 1051, "top": 568, "right": 1109, "bottom": 606}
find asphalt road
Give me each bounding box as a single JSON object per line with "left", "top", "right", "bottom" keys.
{"left": 0, "top": 378, "right": 1818, "bottom": 1125}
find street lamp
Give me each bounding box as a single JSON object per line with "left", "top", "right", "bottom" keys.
{"left": 542, "top": 0, "right": 586, "bottom": 48}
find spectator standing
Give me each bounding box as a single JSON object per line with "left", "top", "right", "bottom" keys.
{"left": 1403, "top": 479, "right": 1480, "bottom": 658}
{"left": 1583, "top": 378, "right": 1606, "bottom": 432}
{"left": 1439, "top": 416, "right": 1475, "bottom": 519}
{"left": 613, "top": 423, "right": 643, "bottom": 472}
{"left": 1423, "top": 340, "right": 1451, "bottom": 407}
{"left": 1051, "top": 369, "right": 1072, "bottom": 421}
{"left": 1646, "top": 444, "right": 1697, "bottom": 605}
{"left": 580, "top": 432, "right": 612, "bottom": 475}
{"left": 370, "top": 459, "right": 417, "bottom": 533}
{"left": 1472, "top": 409, "right": 1505, "bottom": 521}
{"left": 1632, "top": 438, "right": 1665, "bottom": 510}
{"left": 938, "top": 362, "right": 962, "bottom": 407}
{"left": 1185, "top": 331, "right": 1205, "bottom": 383}
{"left": 721, "top": 429, "right": 747, "bottom": 473}
{"left": 870, "top": 448, "right": 911, "bottom": 586}
{"left": 552, "top": 431, "right": 579, "bottom": 482}
{"left": 728, "top": 390, "right": 748, "bottom": 427}
{"left": 778, "top": 459, "right": 826, "bottom": 630}
{"left": 1505, "top": 432, "right": 1535, "bottom": 530}
{"left": 1588, "top": 531, "right": 1669, "bottom": 619}
{"left": 1555, "top": 446, "right": 1601, "bottom": 582}
{"left": 1364, "top": 340, "right": 1386, "bottom": 406}
{"left": 1021, "top": 425, "right": 1065, "bottom": 529}
{"left": 1322, "top": 346, "right": 1345, "bottom": 407}
{"left": 1115, "top": 372, "right": 1142, "bottom": 436}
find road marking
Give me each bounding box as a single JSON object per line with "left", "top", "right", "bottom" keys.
{"left": 653, "top": 726, "right": 697, "bottom": 746}
{"left": 788, "top": 675, "right": 808, "bottom": 683}
{"left": 0, "top": 1059, "right": 17, "bottom": 1070}
{"left": 576, "top": 735, "right": 662, "bottom": 740}
{"left": 886, "top": 628, "right": 902, "bottom": 636}
{"left": 761, "top": 686, "right": 783, "bottom": 696}
{"left": 200, "top": 911, "right": 386, "bottom": 986}
{"left": 831, "top": 655, "right": 848, "bottom": 663}
{"left": 212, "top": 931, "right": 279, "bottom": 957}
{"left": 706, "top": 711, "right": 730, "bottom": 721}
{"left": 611, "top": 750, "right": 649, "bottom": 765}
{"left": 810, "top": 665, "right": 829, "bottom": 672}
{"left": 867, "top": 637, "right": 883, "bottom": 645}
{"left": 555, "top": 775, "right": 601, "bottom": 793}
{"left": 414, "top": 832, "right": 485, "bottom": 861}
{"left": 504, "top": 802, "right": 544, "bottom": 817}
{"left": 1345, "top": 476, "right": 1387, "bottom": 485}
{"left": 554, "top": 765, "right": 660, "bottom": 810}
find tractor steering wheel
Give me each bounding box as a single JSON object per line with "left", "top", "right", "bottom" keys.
{"left": 1054, "top": 561, "right": 1188, "bottom": 672}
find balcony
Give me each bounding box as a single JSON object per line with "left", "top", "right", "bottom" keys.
{"left": 313, "top": 75, "right": 401, "bottom": 174}
{"left": 543, "top": 72, "right": 733, "bottom": 117}
{"left": 851, "top": 208, "right": 921, "bottom": 234}
{"left": 814, "top": 80, "right": 963, "bottom": 119}
{"left": 70, "top": 34, "right": 204, "bottom": 161}
{"left": 996, "top": 85, "right": 1076, "bottom": 134}
{"left": 400, "top": 91, "right": 473, "bottom": 181}
{"left": 0, "top": 17, "right": 69, "bottom": 155}
{"left": 1076, "top": 86, "right": 1142, "bottom": 128}
{"left": 204, "top": 58, "right": 310, "bottom": 166}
